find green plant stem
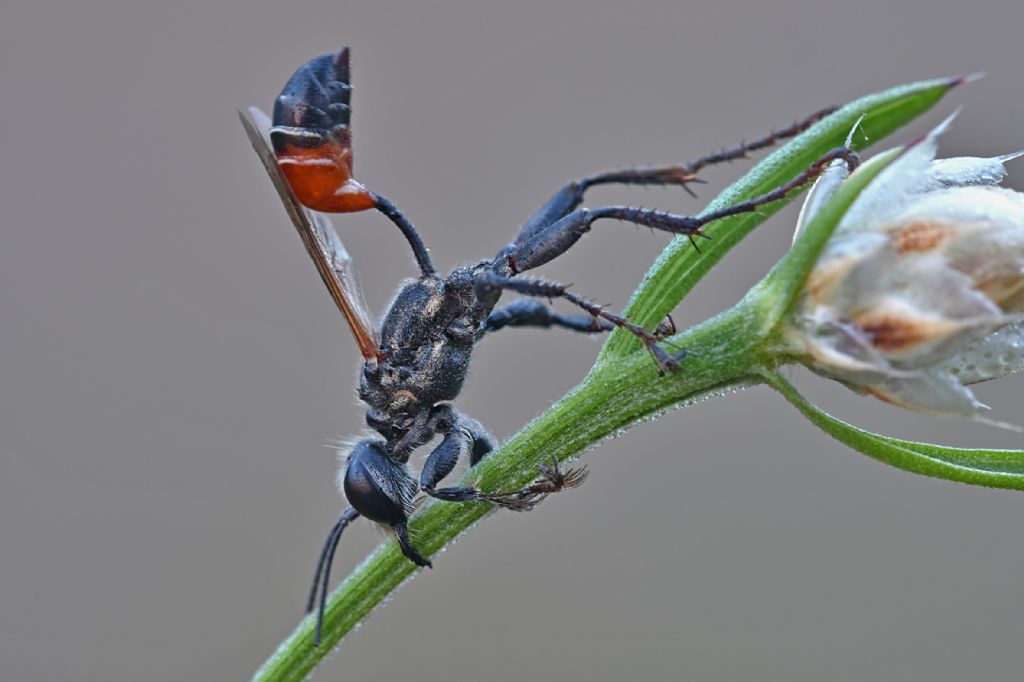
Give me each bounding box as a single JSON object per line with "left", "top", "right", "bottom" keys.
{"left": 763, "top": 370, "right": 1024, "bottom": 489}
{"left": 601, "top": 76, "right": 964, "bottom": 360}
{"left": 254, "top": 306, "right": 762, "bottom": 682}
{"left": 252, "top": 76, "right": 961, "bottom": 682}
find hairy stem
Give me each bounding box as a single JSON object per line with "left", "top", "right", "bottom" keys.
{"left": 254, "top": 307, "right": 760, "bottom": 682}
{"left": 252, "top": 76, "right": 960, "bottom": 681}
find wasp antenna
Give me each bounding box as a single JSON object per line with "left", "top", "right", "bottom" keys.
{"left": 306, "top": 512, "right": 346, "bottom": 614}
{"left": 309, "top": 507, "right": 359, "bottom": 646}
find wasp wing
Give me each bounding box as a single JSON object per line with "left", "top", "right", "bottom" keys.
{"left": 239, "top": 106, "right": 381, "bottom": 363}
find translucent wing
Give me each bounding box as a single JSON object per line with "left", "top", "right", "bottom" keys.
{"left": 239, "top": 106, "right": 381, "bottom": 363}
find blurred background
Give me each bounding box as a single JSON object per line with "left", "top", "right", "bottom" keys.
{"left": 2, "top": 1, "right": 1023, "bottom": 680}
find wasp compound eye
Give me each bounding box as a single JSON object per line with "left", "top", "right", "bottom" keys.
{"left": 342, "top": 440, "right": 414, "bottom": 527}
{"left": 342, "top": 441, "right": 432, "bottom": 570}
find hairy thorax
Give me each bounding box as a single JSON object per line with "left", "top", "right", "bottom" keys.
{"left": 358, "top": 266, "right": 487, "bottom": 436}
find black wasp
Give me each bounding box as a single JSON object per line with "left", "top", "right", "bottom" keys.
{"left": 240, "top": 46, "right": 846, "bottom": 643}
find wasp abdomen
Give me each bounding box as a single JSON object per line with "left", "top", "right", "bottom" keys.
{"left": 270, "top": 47, "right": 375, "bottom": 213}
{"left": 273, "top": 48, "right": 351, "bottom": 134}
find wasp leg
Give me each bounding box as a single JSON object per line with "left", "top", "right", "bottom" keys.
{"left": 478, "top": 146, "right": 858, "bottom": 372}
{"left": 419, "top": 412, "right": 585, "bottom": 511}
{"left": 483, "top": 299, "right": 614, "bottom": 335}
{"left": 475, "top": 273, "right": 685, "bottom": 374}
{"left": 426, "top": 457, "right": 588, "bottom": 512}
{"left": 488, "top": 143, "right": 861, "bottom": 283}
{"left": 418, "top": 408, "right": 493, "bottom": 495}
{"left": 392, "top": 522, "right": 431, "bottom": 567}
{"left": 469, "top": 422, "right": 496, "bottom": 466}
{"left": 509, "top": 107, "right": 836, "bottom": 251}
{"left": 502, "top": 145, "right": 857, "bottom": 276}
{"left": 418, "top": 415, "right": 474, "bottom": 498}
{"left": 484, "top": 457, "right": 589, "bottom": 511}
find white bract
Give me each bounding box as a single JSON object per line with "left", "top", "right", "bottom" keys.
{"left": 786, "top": 115, "right": 1024, "bottom": 416}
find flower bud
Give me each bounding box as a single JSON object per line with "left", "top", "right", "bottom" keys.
{"left": 786, "top": 117, "right": 1024, "bottom": 415}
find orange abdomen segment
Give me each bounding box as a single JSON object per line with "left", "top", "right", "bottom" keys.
{"left": 275, "top": 140, "right": 375, "bottom": 213}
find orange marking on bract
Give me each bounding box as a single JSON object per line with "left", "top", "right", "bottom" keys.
{"left": 891, "top": 220, "right": 956, "bottom": 254}
{"left": 863, "top": 386, "right": 903, "bottom": 406}
{"left": 806, "top": 255, "right": 856, "bottom": 305}
{"left": 853, "top": 309, "right": 956, "bottom": 355}
{"left": 863, "top": 383, "right": 948, "bottom": 412}
{"left": 859, "top": 315, "right": 927, "bottom": 351}
{"left": 975, "top": 272, "right": 1024, "bottom": 308}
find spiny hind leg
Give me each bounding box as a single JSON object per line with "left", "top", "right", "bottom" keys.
{"left": 418, "top": 408, "right": 587, "bottom": 511}
{"left": 475, "top": 273, "right": 684, "bottom": 374}
{"left": 507, "top": 106, "right": 838, "bottom": 258}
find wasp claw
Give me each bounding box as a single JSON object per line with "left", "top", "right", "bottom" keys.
{"left": 482, "top": 458, "right": 589, "bottom": 512}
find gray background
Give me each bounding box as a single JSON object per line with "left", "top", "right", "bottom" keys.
{"left": 2, "top": 1, "right": 1023, "bottom": 680}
